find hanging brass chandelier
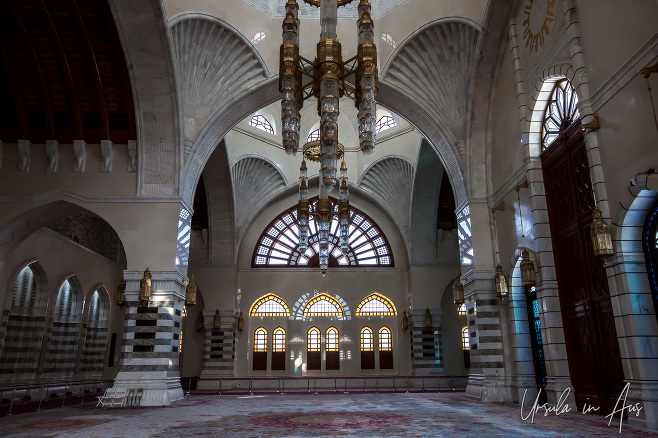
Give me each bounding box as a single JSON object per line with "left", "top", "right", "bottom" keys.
{"left": 280, "top": 0, "right": 378, "bottom": 275}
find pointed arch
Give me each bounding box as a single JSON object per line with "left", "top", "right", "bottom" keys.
{"left": 250, "top": 293, "right": 290, "bottom": 316}
{"left": 356, "top": 293, "right": 397, "bottom": 316}
{"left": 303, "top": 293, "right": 344, "bottom": 317}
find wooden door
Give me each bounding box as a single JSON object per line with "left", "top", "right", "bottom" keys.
{"left": 541, "top": 122, "right": 625, "bottom": 412}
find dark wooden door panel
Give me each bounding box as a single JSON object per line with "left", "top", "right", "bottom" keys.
{"left": 326, "top": 351, "right": 339, "bottom": 370}
{"left": 271, "top": 351, "right": 285, "bottom": 371}
{"left": 380, "top": 351, "right": 393, "bottom": 370}
{"left": 253, "top": 352, "right": 267, "bottom": 371}
{"left": 541, "top": 122, "right": 624, "bottom": 413}
{"left": 307, "top": 351, "right": 321, "bottom": 370}
{"left": 361, "top": 351, "right": 374, "bottom": 370}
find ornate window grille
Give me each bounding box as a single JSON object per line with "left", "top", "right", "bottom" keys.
{"left": 542, "top": 79, "right": 580, "bottom": 150}
{"left": 253, "top": 197, "right": 394, "bottom": 267}
{"left": 273, "top": 327, "right": 286, "bottom": 352}
{"left": 355, "top": 293, "right": 396, "bottom": 316}
{"left": 307, "top": 327, "right": 321, "bottom": 352}
{"left": 249, "top": 114, "right": 275, "bottom": 135}
{"left": 375, "top": 116, "right": 397, "bottom": 133}
{"left": 462, "top": 326, "right": 470, "bottom": 350}
{"left": 378, "top": 327, "right": 392, "bottom": 351}
{"left": 303, "top": 293, "right": 344, "bottom": 317}
{"left": 250, "top": 294, "right": 291, "bottom": 316}
{"left": 254, "top": 327, "right": 267, "bottom": 352}
{"left": 326, "top": 327, "right": 339, "bottom": 351}
{"left": 360, "top": 327, "right": 374, "bottom": 352}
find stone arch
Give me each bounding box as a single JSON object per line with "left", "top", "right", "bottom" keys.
{"left": 181, "top": 79, "right": 468, "bottom": 222}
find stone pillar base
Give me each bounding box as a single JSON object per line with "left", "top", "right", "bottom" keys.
{"left": 466, "top": 373, "right": 512, "bottom": 402}
{"left": 112, "top": 376, "right": 183, "bottom": 406}
{"left": 544, "top": 376, "right": 575, "bottom": 407}
{"left": 627, "top": 380, "right": 658, "bottom": 431}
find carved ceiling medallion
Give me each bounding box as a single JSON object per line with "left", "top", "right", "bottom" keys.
{"left": 522, "top": 0, "right": 557, "bottom": 53}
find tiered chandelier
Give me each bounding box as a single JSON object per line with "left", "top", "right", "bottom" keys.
{"left": 280, "top": 0, "right": 378, "bottom": 275}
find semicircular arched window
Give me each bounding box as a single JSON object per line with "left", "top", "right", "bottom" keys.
{"left": 303, "top": 293, "right": 344, "bottom": 317}
{"left": 355, "top": 293, "right": 396, "bottom": 316}
{"left": 542, "top": 79, "right": 580, "bottom": 150}
{"left": 375, "top": 116, "right": 397, "bottom": 133}
{"left": 253, "top": 197, "right": 394, "bottom": 267}
{"left": 250, "top": 293, "right": 291, "bottom": 317}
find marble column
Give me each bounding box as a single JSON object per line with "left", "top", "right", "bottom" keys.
{"left": 197, "top": 310, "right": 237, "bottom": 390}
{"left": 409, "top": 308, "right": 443, "bottom": 375}
{"left": 463, "top": 271, "right": 512, "bottom": 402}
{"left": 110, "top": 270, "right": 185, "bottom": 406}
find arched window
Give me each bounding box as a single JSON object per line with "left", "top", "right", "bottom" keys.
{"left": 251, "top": 31, "right": 266, "bottom": 44}
{"left": 326, "top": 327, "right": 339, "bottom": 370}
{"left": 643, "top": 198, "right": 658, "bottom": 324}
{"left": 326, "top": 327, "right": 339, "bottom": 351}
{"left": 307, "top": 327, "right": 320, "bottom": 352}
{"left": 253, "top": 327, "right": 267, "bottom": 371}
{"left": 253, "top": 197, "right": 394, "bottom": 267}
{"left": 272, "top": 327, "right": 286, "bottom": 371}
{"left": 375, "top": 116, "right": 397, "bottom": 133}
{"left": 458, "top": 303, "right": 467, "bottom": 316}
{"left": 360, "top": 327, "right": 374, "bottom": 369}
{"left": 381, "top": 33, "right": 396, "bottom": 48}
{"left": 542, "top": 79, "right": 580, "bottom": 150}
{"left": 307, "top": 128, "right": 320, "bottom": 142}
{"left": 250, "top": 294, "right": 291, "bottom": 316}
{"left": 378, "top": 327, "right": 392, "bottom": 352}
{"left": 303, "top": 293, "right": 344, "bottom": 317}
{"left": 379, "top": 326, "right": 393, "bottom": 369}
{"left": 254, "top": 328, "right": 267, "bottom": 352}
{"left": 355, "top": 293, "right": 396, "bottom": 316}
{"left": 462, "top": 325, "right": 470, "bottom": 369}
{"left": 249, "top": 114, "right": 274, "bottom": 135}
{"left": 55, "top": 278, "right": 75, "bottom": 316}
{"left": 307, "top": 327, "right": 321, "bottom": 370}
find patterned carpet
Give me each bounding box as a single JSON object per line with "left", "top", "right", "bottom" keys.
{"left": 0, "top": 392, "right": 654, "bottom": 437}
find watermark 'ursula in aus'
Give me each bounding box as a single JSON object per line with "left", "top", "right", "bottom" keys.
{"left": 521, "top": 382, "right": 643, "bottom": 433}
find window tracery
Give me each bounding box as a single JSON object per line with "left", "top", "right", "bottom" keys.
{"left": 307, "top": 128, "right": 320, "bottom": 142}
{"left": 355, "top": 293, "right": 396, "bottom": 316}
{"left": 253, "top": 197, "right": 394, "bottom": 267}
{"left": 308, "top": 327, "right": 321, "bottom": 352}
{"left": 375, "top": 116, "right": 397, "bottom": 133}
{"left": 254, "top": 327, "right": 267, "bottom": 352}
{"left": 378, "top": 327, "right": 392, "bottom": 351}
{"left": 542, "top": 79, "right": 580, "bottom": 150}
{"left": 249, "top": 114, "right": 275, "bottom": 134}
{"left": 360, "top": 327, "right": 374, "bottom": 352}
{"left": 462, "top": 326, "right": 469, "bottom": 350}
{"left": 458, "top": 303, "right": 467, "bottom": 316}
{"left": 303, "top": 293, "right": 344, "bottom": 317}
{"left": 326, "top": 327, "right": 339, "bottom": 351}
{"left": 250, "top": 294, "right": 291, "bottom": 316}
{"left": 273, "top": 327, "right": 286, "bottom": 352}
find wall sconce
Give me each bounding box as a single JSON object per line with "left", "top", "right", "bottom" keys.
{"left": 401, "top": 310, "right": 409, "bottom": 331}
{"left": 424, "top": 308, "right": 432, "bottom": 328}
{"left": 116, "top": 279, "right": 127, "bottom": 307}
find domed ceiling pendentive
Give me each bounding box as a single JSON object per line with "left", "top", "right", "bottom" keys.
{"left": 170, "top": 16, "right": 269, "bottom": 153}
{"left": 359, "top": 157, "right": 414, "bottom": 228}
{"left": 382, "top": 20, "right": 480, "bottom": 150}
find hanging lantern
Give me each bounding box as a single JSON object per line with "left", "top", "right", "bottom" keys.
{"left": 213, "top": 309, "right": 221, "bottom": 329}
{"left": 116, "top": 279, "right": 127, "bottom": 307}
{"left": 424, "top": 308, "right": 432, "bottom": 328}
{"left": 139, "top": 267, "right": 152, "bottom": 305}
{"left": 185, "top": 274, "right": 197, "bottom": 306}
{"left": 591, "top": 207, "right": 614, "bottom": 257}
{"left": 494, "top": 264, "right": 508, "bottom": 302}
{"left": 453, "top": 274, "right": 464, "bottom": 305}
{"left": 196, "top": 312, "right": 204, "bottom": 331}
{"left": 401, "top": 310, "right": 409, "bottom": 331}
{"left": 520, "top": 249, "right": 536, "bottom": 286}
{"left": 237, "top": 310, "right": 245, "bottom": 332}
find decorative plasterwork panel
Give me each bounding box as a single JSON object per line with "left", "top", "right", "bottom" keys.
{"left": 358, "top": 156, "right": 414, "bottom": 227}
{"left": 170, "top": 16, "right": 269, "bottom": 153}
{"left": 47, "top": 214, "right": 120, "bottom": 262}
{"left": 516, "top": 0, "right": 570, "bottom": 97}
{"left": 382, "top": 20, "right": 480, "bottom": 146}
{"left": 231, "top": 156, "right": 287, "bottom": 236}
{"left": 243, "top": 0, "right": 409, "bottom": 18}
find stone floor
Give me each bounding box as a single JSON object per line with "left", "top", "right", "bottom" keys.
{"left": 0, "top": 392, "right": 654, "bottom": 437}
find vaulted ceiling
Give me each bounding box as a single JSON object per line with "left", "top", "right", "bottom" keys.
{"left": 0, "top": 0, "right": 136, "bottom": 144}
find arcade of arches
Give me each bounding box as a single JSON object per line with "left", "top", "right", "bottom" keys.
{"left": 0, "top": 0, "right": 657, "bottom": 433}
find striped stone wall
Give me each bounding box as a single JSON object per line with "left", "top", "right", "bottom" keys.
{"left": 409, "top": 308, "right": 443, "bottom": 375}
{"left": 0, "top": 307, "right": 46, "bottom": 380}
{"left": 43, "top": 314, "right": 81, "bottom": 375}
{"left": 463, "top": 273, "right": 510, "bottom": 401}
{"left": 200, "top": 310, "right": 237, "bottom": 378}
{"left": 80, "top": 320, "right": 108, "bottom": 375}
